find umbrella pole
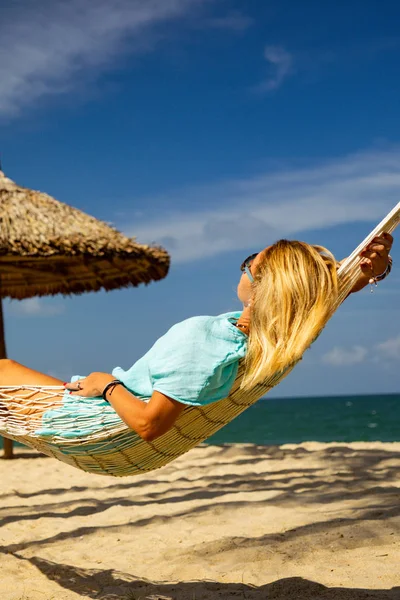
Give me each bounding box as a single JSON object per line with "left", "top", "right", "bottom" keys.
{"left": 0, "top": 296, "right": 13, "bottom": 459}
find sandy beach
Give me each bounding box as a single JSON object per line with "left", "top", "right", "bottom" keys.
{"left": 1, "top": 441, "right": 399, "bottom": 600}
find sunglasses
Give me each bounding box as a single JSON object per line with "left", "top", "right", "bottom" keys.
{"left": 240, "top": 252, "right": 259, "bottom": 283}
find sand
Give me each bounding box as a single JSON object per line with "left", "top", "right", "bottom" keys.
{"left": 1, "top": 441, "right": 400, "bottom": 600}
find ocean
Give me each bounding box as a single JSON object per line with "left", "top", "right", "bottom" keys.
{"left": 1, "top": 393, "right": 399, "bottom": 449}
{"left": 207, "top": 393, "right": 400, "bottom": 445}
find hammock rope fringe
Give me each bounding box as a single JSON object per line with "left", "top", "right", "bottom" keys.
{"left": 1, "top": 203, "right": 399, "bottom": 476}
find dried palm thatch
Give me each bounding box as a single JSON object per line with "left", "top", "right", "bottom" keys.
{"left": 0, "top": 170, "right": 169, "bottom": 300}
{"left": 0, "top": 169, "right": 169, "bottom": 458}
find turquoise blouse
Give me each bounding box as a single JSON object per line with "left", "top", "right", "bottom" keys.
{"left": 112, "top": 311, "right": 248, "bottom": 406}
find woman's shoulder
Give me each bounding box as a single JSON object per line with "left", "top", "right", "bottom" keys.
{"left": 169, "top": 311, "right": 243, "bottom": 338}
{"left": 153, "top": 312, "right": 245, "bottom": 351}
{"left": 151, "top": 311, "right": 247, "bottom": 379}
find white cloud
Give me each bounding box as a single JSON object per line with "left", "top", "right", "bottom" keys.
{"left": 376, "top": 336, "right": 400, "bottom": 360}
{"left": 322, "top": 334, "right": 400, "bottom": 368}
{"left": 7, "top": 298, "right": 65, "bottom": 317}
{"left": 322, "top": 345, "right": 368, "bottom": 366}
{"left": 0, "top": 0, "right": 207, "bottom": 117}
{"left": 126, "top": 149, "right": 400, "bottom": 263}
{"left": 259, "top": 45, "right": 293, "bottom": 91}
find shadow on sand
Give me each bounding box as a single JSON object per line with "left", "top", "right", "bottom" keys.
{"left": 2, "top": 444, "right": 400, "bottom": 598}
{"left": 7, "top": 554, "right": 400, "bottom": 600}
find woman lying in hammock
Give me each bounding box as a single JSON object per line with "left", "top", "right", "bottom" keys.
{"left": 0, "top": 234, "right": 393, "bottom": 443}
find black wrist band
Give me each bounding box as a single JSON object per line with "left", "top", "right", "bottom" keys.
{"left": 102, "top": 379, "right": 125, "bottom": 402}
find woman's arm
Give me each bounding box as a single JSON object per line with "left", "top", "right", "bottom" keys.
{"left": 341, "top": 232, "right": 393, "bottom": 295}
{"left": 106, "top": 387, "right": 185, "bottom": 441}
{"left": 66, "top": 373, "right": 185, "bottom": 441}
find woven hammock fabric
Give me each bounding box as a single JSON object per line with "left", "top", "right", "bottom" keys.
{"left": 1, "top": 203, "right": 399, "bottom": 477}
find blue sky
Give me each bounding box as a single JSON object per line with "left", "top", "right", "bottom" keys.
{"left": 1, "top": 0, "right": 399, "bottom": 397}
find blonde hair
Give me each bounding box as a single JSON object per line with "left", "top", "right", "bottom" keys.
{"left": 241, "top": 240, "right": 338, "bottom": 391}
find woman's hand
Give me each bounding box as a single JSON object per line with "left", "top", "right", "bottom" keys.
{"left": 359, "top": 232, "right": 393, "bottom": 280}
{"left": 65, "top": 372, "right": 115, "bottom": 397}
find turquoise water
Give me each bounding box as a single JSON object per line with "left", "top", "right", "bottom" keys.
{"left": 207, "top": 393, "right": 400, "bottom": 445}
{"left": 1, "top": 393, "right": 399, "bottom": 448}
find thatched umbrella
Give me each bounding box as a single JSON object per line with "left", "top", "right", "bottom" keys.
{"left": 0, "top": 170, "right": 169, "bottom": 458}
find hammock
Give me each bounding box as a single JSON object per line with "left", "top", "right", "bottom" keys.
{"left": 1, "top": 203, "right": 399, "bottom": 477}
